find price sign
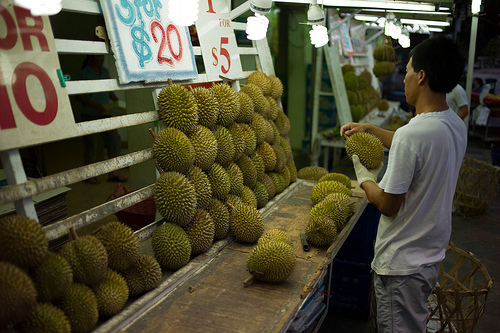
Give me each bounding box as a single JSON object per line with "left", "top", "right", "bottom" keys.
{"left": 100, "top": 0, "right": 198, "bottom": 84}
{"left": 0, "top": 1, "right": 76, "bottom": 151}
{"left": 196, "top": 0, "right": 243, "bottom": 81}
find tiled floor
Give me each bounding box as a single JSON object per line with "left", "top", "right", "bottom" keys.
{"left": 317, "top": 135, "right": 500, "bottom": 333}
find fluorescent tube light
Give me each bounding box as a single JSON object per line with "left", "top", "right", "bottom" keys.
{"left": 354, "top": 14, "right": 380, "bottom": 22}
{"left": 273, "top": 0, "right": 446, "bottom": 12}
{"left": 400, "top": 19, "right": 450, "bottom": 27}
{"left": 428, "top": 27, "right": 444, "bottom": 32}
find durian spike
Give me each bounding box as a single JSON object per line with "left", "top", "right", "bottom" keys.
{"left": 188, "top": 85, "right": 194, "bottom": 92}
{"left": 68, "top": 227, "right": 79, "bottom": 241}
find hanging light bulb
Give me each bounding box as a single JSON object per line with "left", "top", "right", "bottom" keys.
{"left": 168, "top": 0, "right": 200, "bottom": 27}
{"left": 398, "top": 29, "right": 410, "bottom": 48}
{"left": 14, "top": 0, "right": 62, "bottom": 16}
{"left": 246, "top": 0, "right": 272, "bottom": 41}
{"left": 310, "top": 25, "right": 329, "bottom": 47}
{"left": 246, "top": 13, "right": 270, "bottom": 40}
{"left": 307, "top": 0, "right": 328, "bottom": 48}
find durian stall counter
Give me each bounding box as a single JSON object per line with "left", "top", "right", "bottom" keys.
{"left": 317, "top": 101, "right": 400, "bottom": 170}
{"left": 96, "top": 179, "right": 368, "bottom": 333}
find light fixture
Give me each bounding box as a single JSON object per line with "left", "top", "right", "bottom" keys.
{"left": 246, "top": 0, "right": 272, "bottom": 40}
{"left": 14, "top": 0, "right": 62, "bottom": 16}
{"left": 471, "top": 0, "right": 482, "bottom": 14}
{"left": 168, "top": 0, "right": 199, "bottom": 26}
{"left": 354, "top": 14, "right": 379, "bottom": 22}
{"left": 307, "top": 0, "right": 328, "bottom": 48}
{"left": 273, "top": 0, "right": 448, "bottom": 12}
{"left": 428, "top": 27, "right": 444, "bottom": 33}
{"left": 400, "top": 19, "right": 450, "bottom": 27}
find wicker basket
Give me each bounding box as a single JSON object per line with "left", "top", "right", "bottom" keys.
{"left": 453, "top": 158, "right": 500, "bottom": 216}
{"left": 428, "top": 242, "right": 493, "bottom": 333}
{"left": 369, "top": 242, "right": 493, "bottom": 333}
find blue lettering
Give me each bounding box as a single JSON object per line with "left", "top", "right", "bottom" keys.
{"left": 115, "top": 0, "right": 135, "bottom": 26}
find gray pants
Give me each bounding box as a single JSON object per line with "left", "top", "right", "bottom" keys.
{"left": 374, "top": 263, "right": 439, "bottom": 333}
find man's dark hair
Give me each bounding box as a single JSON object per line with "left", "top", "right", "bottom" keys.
{"left": 408, "top": 36, "right": 465, "bottom": 93}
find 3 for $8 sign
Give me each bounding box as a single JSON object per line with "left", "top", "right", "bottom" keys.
{"left": 196, "top": 0, "right": 243, "bottom": 82}
{"left": 0, "top": 1, "right": 76, "bottom": 151}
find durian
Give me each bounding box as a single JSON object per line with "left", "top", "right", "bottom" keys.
{"left": 306, "top": 215, "right": 337, "bottom": 247}
{"left": 152, "top": 223, "right": 191, "bottom": 270}
{"left": 268, "top": 75, "right": 284, "bottom": 99}
{"left": 297, "top": 166, "right": 329, "bottom": 181}
{"left": 32, "top": 252, "right": 73, "bottom": 302}
{"left": 0, "top": 215, "right": 48, "bottom": 268}
{"left": 17, "top": 303, "right": 71, "bottom": 333}
{"left": 59, "top": 231, "right": 108, "bottom": 286}
{"left": 91, "top": 269, "right": 129, "bottom": 317}
{"left": 207, "top": 163, "right": 231, "bottom": 201}
{"left": 0, "top": 262, "right": 37, "bottom": 328}
{"left": 207, "top": 198, "right": 230, "bottom": 240}
{"left": 189, "top": 125, "right": 218, "bottom": 170}
{"left": 186, "top": 166, "right": 213, "bottom": 210}
{"left": 345, "top": 132, "right": 384, "bottom": 169}
{"left": 258, "top": 229, "right": 292, "bottom": 246}
{"left": 58, "top": 283, "right": 98, "bottom": 333}
{"left": 230, "top": 204, "right": 264, "bottom": 243}
{"left": 157, "top": 83, "right": 198, "bottom": 135}
{"left": 247, "top": 71, "right": 271, "bottom": 96}
{"left": 310, "top": 180, "right": 351, "bottom": 205}
{"left": 184, "top": 209, "right": 215, "bottom": 254}
{"left": 245, "top": 240, "right": 296, "bottom": 284}
{"left": 211, "top": 83, "right": 239, "bottom": 127}
{"left": 153, "top": 127, "right": 195, "bottom": 173}
{"left": 191, "top": 86, "right": 218, "bottom": 129}
{"left": 121, "top": 254, "right": 161, "bottom": 297}
{"left": 154, "top": 171, "right": 197, "bottom": 227}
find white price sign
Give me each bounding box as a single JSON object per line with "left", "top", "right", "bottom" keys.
{"left": 100, "top": 0, "right": 198, "bottom": 84}
{"left": 0, "top": 1, "right": 76, "bottom": 151}
{"left": 196, "top": 0, "right": 243, "bottom": 81}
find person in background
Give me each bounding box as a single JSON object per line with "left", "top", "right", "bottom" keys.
{"left": 472, "top": 77, "right": 484, "bottom": 93}
{"left": 446, "top": 84, "right": 469, "bottom": 120}
{"left": 340, "top": 36, "right": 467, "bottom": 333}
{"left": 76, "top": 55, "right": 127, "bottom": 184}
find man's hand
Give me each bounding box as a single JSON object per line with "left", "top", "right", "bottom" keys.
{"left": 352, "top": 154, "right": 383, "bottom": 188}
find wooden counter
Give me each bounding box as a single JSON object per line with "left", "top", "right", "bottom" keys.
{"left": 95, "top": 180, "right": 367, "bottom": 333}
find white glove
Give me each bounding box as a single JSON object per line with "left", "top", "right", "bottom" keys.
{"left": 352, "top": 154, "right": 383, "bottom": 188}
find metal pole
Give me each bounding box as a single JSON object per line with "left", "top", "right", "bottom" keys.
{"left": 465, "top": 14, "right": 479, "bottom": 131}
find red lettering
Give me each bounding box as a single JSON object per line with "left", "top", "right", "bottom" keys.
{"left": 166, "top": 24, "right": 182, "bottom": 62}
{"left": 13, "top": 62, "right": 57, "bottom": 126}
{"left": 0, "top": 65, "right": 16, "bottom": 129}
{"left": 0, "top": 4, "right": 18, "bottom": 50}
{"left": 14, "top": 6, "right": 49, "bottom": 52}
{"left": 206, "top": 0, "right": 215, "bottom": 13}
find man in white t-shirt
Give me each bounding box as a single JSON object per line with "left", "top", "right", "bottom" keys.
{"left": 340, "top": 36, "right": 467, "bottom": 333}
{"left": 446, "top": 84, "right": 469, "bottom": 119}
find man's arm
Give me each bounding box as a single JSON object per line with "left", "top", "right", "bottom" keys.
{"left": 361, "top": 181, "right": 406, "bottom": 217}
{"left": 457, "top": 104, "right": 468, "bottom": 119}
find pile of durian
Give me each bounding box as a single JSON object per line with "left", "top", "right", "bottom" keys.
{"left": 0, "top": 215, "right": 160, "bottom": 333}
{"left": 372, "top": 43, "right": 396, "bottom": 79}
{"left": 151, "top": 71, "right": 298, "bottom": 277}
{"left": 297, "top": 168, "right": 354, "bottom": 247}
{"left": 342, "top": 65, "right": 381, "bottom": 122}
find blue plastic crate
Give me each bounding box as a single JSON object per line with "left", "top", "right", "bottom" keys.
{"left": 328, "top": 260, "right": 372, "bottom": 320}
{"left": 336, "top": 203, "right": 380, "bottom": 263}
